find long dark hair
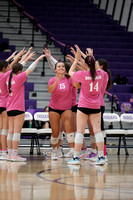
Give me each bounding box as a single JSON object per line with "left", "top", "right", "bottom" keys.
{"left": 0, "top": 60, "right": 8, "bottom": 71}
{"left": 98, "top": 59, "right": 112, "bottom": 90}
{"left": 64, "top": 62, "right": 71, "bottom": 79}
{"left": 8, "top": 63, "right": 23, "bottom": 94}
{"left": 85, "top": 56, "right": 96, "bottom": 81}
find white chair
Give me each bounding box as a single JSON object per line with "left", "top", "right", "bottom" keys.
{"left": 103, "top": 113, "right": 128, "bottom": 155}
{"left": 120, "top": 113, "right": 133, "bottom": 154}
{"left": 34, "top": 112, "right": 52, "bottom": 149}
{"left": 120, "top": 113, "right": 133, "bottom": 135}
{"left": 21, "top": 112, "right": 40, "bottom": 154}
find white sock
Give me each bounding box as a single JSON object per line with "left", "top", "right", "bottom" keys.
{"left": 92, "top": 149, "right": 97, "bottom": 154}
{"left": 52, "top": 147, "right": 57, "bottom": 152}
{"left": 13, "top": 149, "right": 18, "bottom": 156}
{"left": 8, "top": 149, "right": 12, "bottom": 156}
{"left": 98, "top": 151, "right": 104, "bottom": 157}
{"left": 2, "top": 149, "right": 7, "bottom": 155}
{"left": 70, "top": 148, "right": 74, "bottom": 153}
{"left": 74, "top": 151, "right": 80, "bottom": 158}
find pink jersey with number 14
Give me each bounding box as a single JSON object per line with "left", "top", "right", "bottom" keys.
{"left": 73, "top": 69, "right": 107, "bottom": 109}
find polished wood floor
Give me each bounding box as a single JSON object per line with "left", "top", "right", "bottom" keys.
{"left": 0, "top": 148, "right": 133, "bottom": 200}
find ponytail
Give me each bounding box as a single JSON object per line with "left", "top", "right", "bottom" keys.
{"left": 85, "top": 56, "right": 96, "bottom": 81}
{"left": 64, "top": 62, "right": 71, "bottom": 79}
{"left": 8, "top": 72, "right": 13, "bottom": 94}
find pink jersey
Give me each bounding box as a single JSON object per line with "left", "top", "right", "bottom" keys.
{"left": 73, "top": 69, "right": 107, "bottom": 109}
{"left": 48, "top": 76, "right": 73, "bottom": 110}
{"left": 72, "top": 86, "right": 77, "bottom": 107}
{"left": 6, "top": 72, "right": 27, "bottom": 112}
{"left": 0, "top": 70, "right": 11, "bottom": 107}
{"left": 100, "top": 72, "right": 108, "bottom": 106}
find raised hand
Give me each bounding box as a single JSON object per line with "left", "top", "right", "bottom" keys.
{"left": 26, "top": 52, "right": 36, "bottom": 61}
{"left": 86, "top": 48, "right": 93, "bottom": 56}
{"left": 43, "top": 48, "right": 51, "bottom": 59}
{"left": 70, "top": 46, "right": 76, "bottom": 56}
{"left": 66, "top": 54, "right": 75, "bottom": 64}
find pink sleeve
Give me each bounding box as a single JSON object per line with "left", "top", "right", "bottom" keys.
{"left": 16, "top": 72, "right": 27, "bottom": 85}
{"left": 48, "top": 77, "right": 55, "bottom": 86}
{"left": 4, "top": 70, "right": 12, "bottom": 78}
{"left": 73, "top": 71, "right": 84, "bottom": 82}
{"left": 101, "top": 71, "right": 108, "bottom": 95}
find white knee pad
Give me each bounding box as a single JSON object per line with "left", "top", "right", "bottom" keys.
{"left": 7, "top": 133, "right": 13, "bottom": 141}
{"left": 1, "top": 129, "right": 8, "bottom": 136}
{"left": 102, "top": 131, "right": 106, "bottom": 138}
{"left": 95, "top": 132, "right": 104, "bottom": 143}
{"left": 58, "top": 132, "right": 63, "bottom": 140}
{"left": 75, "top": 132, "right": 84, "bottom": 144}
{"left": 12, "top": 133, "right": 21, "bottom": 141}
{"left": 90, "top": 135, "right": 96, "bottom": 144}
{"left": 0, "top": 129, "right": 1, "bottom": 135}
{"left": 66, "top": 132, "right": 75, "bottom": 143}
{"left": 51, "top": 136, "right": 58, "bottom": 145}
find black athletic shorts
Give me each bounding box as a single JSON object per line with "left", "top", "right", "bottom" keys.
{"left": 49, "top": 107, "right": 71, "bottom": 115}
{"left": 71, "top": 104, "right": 77, "bottom": 113}
{"left": 0, "top": 107, "right": 6, "bottom": 114}
{"left": 7, "top": 110, "right": 25, "bottom": 116}
{"left": 77, "top": 107, "right": 101, "bottom": 115}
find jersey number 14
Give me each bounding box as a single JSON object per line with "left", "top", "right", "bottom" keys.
{"left": 89, "top": 82, "right": 98, "bottom": 92}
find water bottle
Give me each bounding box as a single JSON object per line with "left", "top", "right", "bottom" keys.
{"left": 29, "top": 120, "right": 32, "bottom": 128}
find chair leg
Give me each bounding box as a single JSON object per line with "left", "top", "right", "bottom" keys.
{"left": 35, "top": 135, "right": 41, "bottom": 155}
{"left": 117, "top": 136, "right": 121, "bottom": 155}
{"left": 122, "top": 136, "right": 129, "bottom": 156}
{"left": 30, "top": 136, "right": 34, "bottom": 155}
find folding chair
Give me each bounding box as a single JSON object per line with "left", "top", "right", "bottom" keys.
{"left": 21, "top": 112, "right": 40, "bottom": 155}
{"left": 34, "top": 112, "right": 52, "bottom": 149}
{"left": 120, "top": 113, "right": 133, "bottom": 154}
{"left": 103, "top": 113, "right": 128, "bottom": 155}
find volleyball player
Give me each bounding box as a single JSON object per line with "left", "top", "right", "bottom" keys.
{"left": 6, "top": 53, "right": 45, "bottom": 162}
{"left": 68, "top": 46, "right": 108, "bottom": 165}
{"left": 84, "top": 59, "right": 111, "bottom": 161}
{"left": 0, "top": 49, "right": 26, "bottom": 160}
{"left": 67, "top": 47, "right": 111, "bottom": 161}
{"left": 48, "top": 60, "right": 79, "bottom": 160}
{"left": 43, "top": 48, "right": 79, "bottom": 158}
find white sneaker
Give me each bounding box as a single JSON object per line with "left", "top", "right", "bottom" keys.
{"left": 64, "top": 150, "right": 73, "bottom": 158}
{"left": 51, "top": 151, "right": 58, "bottom": 160}
{"left": 89, "top": 155, "right": 98, "bottom": 162}
{"left": 67, "top": 157, "right": 80, "bottom": 165}
{"left": 57, "top": 147, "right": 64, "bottom": 158}
{"left": 0, "top": 154, "right": 7, "bottom": 161}
{"left": 11, "top": 155, "right": 27, "bottom": 162}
